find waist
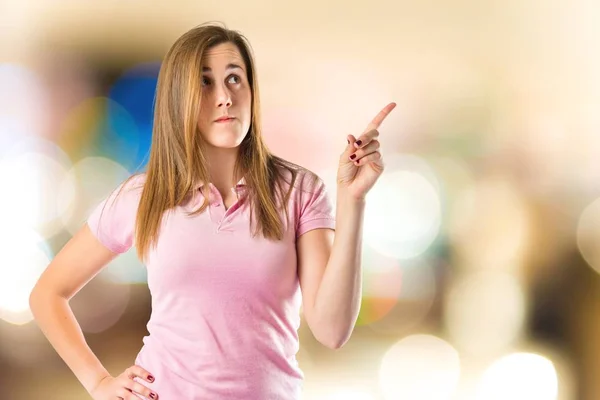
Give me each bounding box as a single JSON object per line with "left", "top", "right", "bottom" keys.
{"left": 135, "top": 333, "right": 304, "bottom": 399}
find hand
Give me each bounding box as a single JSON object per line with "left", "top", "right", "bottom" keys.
{"left": 89, "top": 365, "right": 158, "bottom": 400}
{"left": 337, "top": 102, "right": 396, "bottom": 200}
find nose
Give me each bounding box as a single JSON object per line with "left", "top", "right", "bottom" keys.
{"left": 215, "top": 83, "right": 232, "bottom": 108}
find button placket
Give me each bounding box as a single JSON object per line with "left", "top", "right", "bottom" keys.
{"left": 209, "top": 185, "right": 226, "bottom": 228}
{"left": 208, "top": 183, "right": 245, "bottom": 233}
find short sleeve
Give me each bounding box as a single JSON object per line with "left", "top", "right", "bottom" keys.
{"left": 296, "top": 173, "right": 336, "bottom": 238}
{"left": 86, "top": 174, "right": 145, "bottom": 254}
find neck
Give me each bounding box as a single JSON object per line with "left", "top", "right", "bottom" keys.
{"left": 204, "top": 144, "right": 242, "bottom": 190}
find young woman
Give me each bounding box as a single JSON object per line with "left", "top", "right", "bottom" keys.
{"left": 29, "top": 23, "right": 395, "bottom": 400}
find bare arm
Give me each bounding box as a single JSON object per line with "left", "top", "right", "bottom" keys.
{"left": 297, "top": 195, "right": 364, "bottom": 349}
{"left": 297, "top": 103, "right": 395, "bottom": 349}
{"left": 29, "top": 223, "right": 118, "bottom": 394}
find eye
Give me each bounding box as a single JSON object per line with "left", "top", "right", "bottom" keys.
{"left": 201, "top": 76, "right": 211, "bottom": 86}
{"left": 227, "top": 74, "right": 241, "bottom": 84}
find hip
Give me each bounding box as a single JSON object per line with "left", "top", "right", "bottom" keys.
{"left": 132, "top": 344, "right": 303, "bottom": 400}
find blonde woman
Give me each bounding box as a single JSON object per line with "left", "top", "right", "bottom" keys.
{"left": 29, "top": 23, "right": 395, "bottom": 400}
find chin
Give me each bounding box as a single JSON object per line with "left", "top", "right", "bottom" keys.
{"left": 207, "top": 133, "right": 246, "bottom": 149}
{"left": 216, "top": 142, "right": 242, "bottom": 149}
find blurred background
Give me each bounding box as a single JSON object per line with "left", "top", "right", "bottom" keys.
{"left": 1, "top": 0, "right": 600, "bottom": 399}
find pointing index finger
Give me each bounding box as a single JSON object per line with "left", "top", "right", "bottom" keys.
{"left": 365, "top": 102, "right": 396, "bottom": 133}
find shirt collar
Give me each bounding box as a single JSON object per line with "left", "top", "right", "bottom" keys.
{"left": 194, "top": 176, "right": 247, "bottom": 191}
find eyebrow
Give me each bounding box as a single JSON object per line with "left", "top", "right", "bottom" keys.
{"left": 202, "top": 63, "right": 244, "bottom": 72}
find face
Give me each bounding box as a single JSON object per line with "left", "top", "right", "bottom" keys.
{"left": 197, "top": 42, "right": 252, "bottom": 149}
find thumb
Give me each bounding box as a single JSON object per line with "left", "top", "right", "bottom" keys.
{"left": 344, "top": 134, "right": 358, "bottom": 156}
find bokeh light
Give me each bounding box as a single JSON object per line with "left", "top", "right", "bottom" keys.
{"left": 356, "top": 246, "right": 402, "bottom": 327}
{"left": 106, "top": 62, "right": 158, "bottom": 171}
{"left": 0, "top": 63, "right": 48, "bottom": 157}
{"left": 56, "top": 97, "right": 110, "bottom": 161}
{"left": 445, "top": 271, "right": 526, "bottom": 356}
{"left": 476, "top": 352, "right": 558, "bottom": 400}
{"left": 363, "top": 153, "right": 442, "bottom": 259}
{"left": 0, "top": 321, "right": 56, "bottom": 367}
{"left": 0, "top": 227, "right": 51, "bottom": 325}
{"left": 323, "top": 388, "right": 375, "bottom": 400}
{"left": 367, "top": 258, "right": 437, "bottom": 336}
{"left": 379, "top": 334, "right": 461, "bottom": 400}
{"left": 56, "top": 96, "right": 143, "bottom": 170}
{"left": 320, "top": 158, "right": 440, "bottom": 329}
{"left": 577, "top": 196, "right": 600, "bottom": 274}
{"left": 71, "top": 272, "right": 131, "bottom": 334}
{"left": 58, "top": 156, "right": 130, "bottom": 235}
{"left": 102, "top": 247, "right": 147, "bottom": 284}
{"left": 93, "top": 99, "right": 141, "bottom": 172}
{"left": 0, "top": 137, "right": 72, "bottom": 238}
{"left": 425, "top": 156, "right": 475, "bottom": 232}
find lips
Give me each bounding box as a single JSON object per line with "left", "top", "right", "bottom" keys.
{"left": 214, "top": 116, "right": 235, "bottom": 122}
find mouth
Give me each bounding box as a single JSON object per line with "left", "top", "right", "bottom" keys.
{"left": 214, "top": 116, "right": 235, "bottom": 123}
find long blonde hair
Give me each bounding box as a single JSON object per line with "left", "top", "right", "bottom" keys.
{"left": 128, "top": 23, "right": 312, "bottom": 261}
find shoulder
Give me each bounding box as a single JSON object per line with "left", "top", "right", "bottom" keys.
{"left": 96, "top": 172, "right": 147, "bottom": 217}
{"left": 87, "top": 173, "right": 147, "bottom": 253}
{"left": 270, "top": 160, "right": 336, "bottom": 236}
{"left": 119, "top": 172, "right": 147, "bottom": 195}
{"left": 108, "top": 173, "right": 147, "bottom": 204}
{"left": 271, "top": 159, "right": 333, "bottom": 220}
{"left": 272, "top": 157, "right": 324, "bottom": 195}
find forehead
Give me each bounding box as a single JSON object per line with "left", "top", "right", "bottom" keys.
{"left": 202, "top": 42, "right": 245, "bottom": 69}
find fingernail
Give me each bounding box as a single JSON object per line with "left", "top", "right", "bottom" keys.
{"left": 349, "top": 154, "right": 356, "bottom": 160}
{"left": 148, "top": 375, "right": 154, "bottom": 382}
{"left": 347, "top": 139, "right": 350, "bottom": 144}
{"left": 149, "top": 394, "right": 156, "bottom": 399}
{"left": 355, "top": 140, "right": 362, "bottom": 146}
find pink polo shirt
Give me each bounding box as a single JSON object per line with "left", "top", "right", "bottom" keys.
{"left": 86, "top": 168, "right": 336, "bottom": 399}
